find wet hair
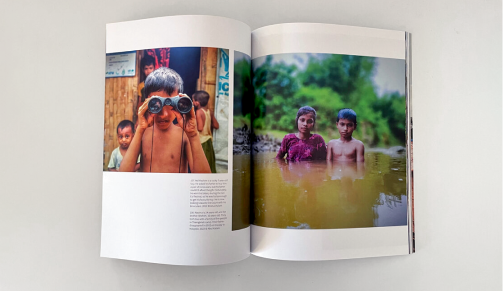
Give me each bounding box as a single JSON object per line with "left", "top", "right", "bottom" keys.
{"left": 337, "top": 108, "right": 357, "bottom": 125}
{"left": 193, "top": 90, "right": 210, "bottom": 107}
{"left": 117, "top": 120, "right": 135, "bottom": 134}
{"left": 144, "top": 67, "right": 184, "bottom": 98}
{"left": 295, "top": 106, "right": 317, "bottom": 129}
{"left": 141, "top": 54, "right": 155, "bottom": 69}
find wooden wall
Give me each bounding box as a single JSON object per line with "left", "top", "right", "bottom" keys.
{"left": 198, "top": 48, "right": 218, "bottom": 112}
{"left": 103, "top": 51, "right": 141, "bottom": 170}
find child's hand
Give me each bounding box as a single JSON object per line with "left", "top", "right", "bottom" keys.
{"left": 137, "top": 98, "right": 154, "bottom": 130}
{"left": 171, "top": 93, "right": 198, "bottom": 138}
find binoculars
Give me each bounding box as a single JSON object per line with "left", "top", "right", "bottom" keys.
{"left": 148, "top": 95, "right": 193, "bottom": 114}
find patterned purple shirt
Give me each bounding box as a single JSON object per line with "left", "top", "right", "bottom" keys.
{"left": 276, "top": 133, "right": 327, "bottom": 161}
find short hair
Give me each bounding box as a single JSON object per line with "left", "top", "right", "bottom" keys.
{"left": 117, "top": 120, "right": 135, "bottom": 134}
{"left": 295, "top": 106, "right": 317, "bottom": 129}
{"left": 193, "top": 90, "right": 210, "bottom": 107}
{"left": 337, "top": 108, "right": 357, "bottom": 125}
{"left": 141, "top": 54, "right": 155, "bottom": 69}
{"left": 144, "top": 67, "right": 184, "bottom": 98}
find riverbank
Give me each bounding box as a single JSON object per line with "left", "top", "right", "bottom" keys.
{"left": 233, "top": 126, "right": 405, "bottom": 156}
{"left": 233, "top": 126, "right": 281, "bottom": 155}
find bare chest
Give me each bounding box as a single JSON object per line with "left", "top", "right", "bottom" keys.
{"left": 141, "top": 132, "right": 187, "bottom": 173}
{"left": 331, "top": 143, "right": 357, "bottom": 158}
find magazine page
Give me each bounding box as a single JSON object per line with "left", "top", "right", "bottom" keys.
{"left": 232, "top": 51, "right": 253, "bottom": 231}
{"left": 250, "top": 23, "right": 412, "bottom": 260}
{"left": 101, "top": 15, "right": 252, "bottom": 265}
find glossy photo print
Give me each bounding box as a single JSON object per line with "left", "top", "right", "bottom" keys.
{"left": 232, "top": 51, "right": 253, "bottom": 230}
{"left": 251, "top": 53, "right": 408, "bottom": 229}
{"left": 103, "top": 47, "right": 230, "bottom": 174}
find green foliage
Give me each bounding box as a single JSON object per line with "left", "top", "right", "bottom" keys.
{"left": 251, "top": 54, "right": 406, "bottom": 147}
{"left": 233, "top": 114, "right": 251, "bottom": 129}
{"left": 234, "top": 55, "right": 253, "bottom": 117}
{"left": 373, "top": 92, "right": 406, "bottom": 143}
{"left": 299, "top": 55, "right": 374, "bottom": 105}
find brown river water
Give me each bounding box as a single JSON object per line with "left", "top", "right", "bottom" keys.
{"left": 249, "top": 151, "right": 408, "bottom": 229}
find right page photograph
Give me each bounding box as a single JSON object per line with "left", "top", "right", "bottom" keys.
{"left": 250, "top": 23, "right": 412, "bottom": 261}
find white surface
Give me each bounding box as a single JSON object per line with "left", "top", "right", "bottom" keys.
{"left": 107, "top": 15, "right": 250, "bottom": 55}
{"left": 101, "top": 173, "right": 249, "bottom": 265}
{"left": 251, "top": 225, "right": 409, "bottom": 261}
{"left": 252, "top": 23, "right": 405, "bottom": 59}
{"left": 0, "top": 1, "right": 500, "bottom": 290}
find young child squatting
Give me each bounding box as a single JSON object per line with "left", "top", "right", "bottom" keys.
{"left": 108, "top": 120, "right": 141, "bottom": 171}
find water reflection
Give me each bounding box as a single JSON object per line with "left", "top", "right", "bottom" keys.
{"left": 252, "top": 151, "right": 407, "bottom": 229}
{"left": 232, "top": 153, "right": 251, "bottom": 230}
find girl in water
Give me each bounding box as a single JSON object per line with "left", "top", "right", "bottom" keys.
{"left": 276, "top": 106, "right": 327, "bottom": 161}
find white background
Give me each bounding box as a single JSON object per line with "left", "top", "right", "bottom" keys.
{"left": 0, "top": 1, "right": 500, "bottom": 291}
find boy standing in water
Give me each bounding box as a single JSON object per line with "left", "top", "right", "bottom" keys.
{"left": 120, "top": 67, "right": 211, "bottom": 173}
{"left": 193, "top": 90, "right": 219, "bottom": 173}
{"left": 327, "top": 108, "right": 365, "bottom": 162}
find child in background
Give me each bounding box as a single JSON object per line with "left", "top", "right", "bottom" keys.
{"left": 327, "top": 108, "right": 365, "bottom": 162}
{"left": 193, "top": 90, "right": 219, "bottom": 173}
{"left": 108, "top": 120, "right": 141, "bottom": 171}
{"left": 137, "top": 54, "right": 156, "bottom": 108}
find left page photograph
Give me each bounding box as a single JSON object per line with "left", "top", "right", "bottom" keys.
{"left": 101, "top": 15, "right": 251, "bottom": 265}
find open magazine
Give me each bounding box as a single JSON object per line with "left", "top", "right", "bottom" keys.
{"left": 101, "top": 15, "right": 413, "bottom": 265}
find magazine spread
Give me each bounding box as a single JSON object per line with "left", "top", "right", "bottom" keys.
{"left": 100, "top": 15, "right": 413, "bottom": 265}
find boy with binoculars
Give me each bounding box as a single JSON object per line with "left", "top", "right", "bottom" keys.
{"left": 119, "top": 67, "right": 212, "bottom": 173}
